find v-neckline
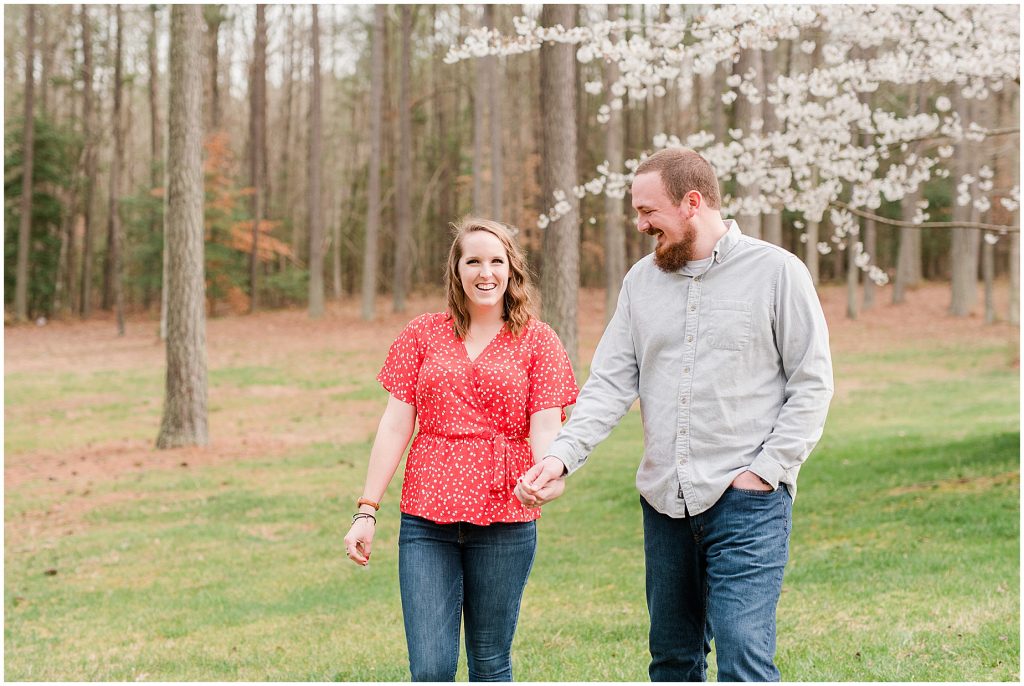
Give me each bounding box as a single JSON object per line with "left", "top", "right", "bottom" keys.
{"left": 461, "top": 324, "right": 505, "bottom": 364}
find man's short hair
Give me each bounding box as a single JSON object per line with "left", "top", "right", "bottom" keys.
{"left": 634, "top": 148, "right": 721, "bottom": 210}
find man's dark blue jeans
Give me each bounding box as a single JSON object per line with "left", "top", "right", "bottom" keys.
{"left": 398, "top": 513, "right": 536, "bottom": 682}
{"left": 641, "top": 485, "right": 792, "bottom": 682}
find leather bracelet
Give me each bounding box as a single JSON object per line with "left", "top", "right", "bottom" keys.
{"left": 357, "top": 497, "right": 380, "bottom": 511}
{"left": 352, "top": 512, "right": 376, "bottom": 525}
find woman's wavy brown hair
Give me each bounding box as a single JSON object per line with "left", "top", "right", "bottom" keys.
{"left": 445, "top": 217, "right": 537, "bottom": 339}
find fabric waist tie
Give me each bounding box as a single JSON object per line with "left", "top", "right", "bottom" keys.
{"left": 489, "top": 432, "right": 526, "bottom": 494}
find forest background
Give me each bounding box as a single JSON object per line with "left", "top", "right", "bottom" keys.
{"left": 3, "top": 3, "right": 1021, "bottom": 681}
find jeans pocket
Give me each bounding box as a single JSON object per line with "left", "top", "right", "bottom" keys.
{"left": 728, "top": 485, "right": 778, "bottom": 496}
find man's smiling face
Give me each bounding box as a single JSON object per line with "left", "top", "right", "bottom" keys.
{"left": 631, "top": 171, "right": 697, "bottom": 272}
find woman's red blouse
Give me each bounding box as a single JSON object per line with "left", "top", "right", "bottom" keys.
{"left": 377, "top": 313, "right": 579, "bottom": 525}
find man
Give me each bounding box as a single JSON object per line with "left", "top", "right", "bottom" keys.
{"left": 516, "top": 148, "right": 833, "bottom": 682}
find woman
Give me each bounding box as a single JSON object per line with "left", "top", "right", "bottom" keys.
{"left": 343, "top": 217, "right": 578, "bottom": 682}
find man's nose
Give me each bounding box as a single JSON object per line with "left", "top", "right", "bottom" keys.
{"left": 636, "top": 216, "right": 648, "bottom": 233}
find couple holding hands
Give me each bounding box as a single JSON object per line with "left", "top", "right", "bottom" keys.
{"left": 344, "top": 148, "right": 834, "bottom": 683}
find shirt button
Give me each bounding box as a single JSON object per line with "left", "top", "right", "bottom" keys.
{"left": 687, "top": 335, "right": 693, "bottom": 343}
{"left": 689, "top": 305, "right": 696, "bottom": 312}
{"left": 681, "top": 396, "right": 688, "bottom": 404}
{"left": 680, "top": 428, "right": 687, "bottom": 435}
{"left": 683, "top": 367, "right": 690, "bottom": 374}
{"left": 695, "top": 275, "right": 702, "bottom": 282}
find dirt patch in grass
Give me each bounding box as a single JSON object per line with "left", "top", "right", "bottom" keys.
{"left": 887, "top": 470, "right": 1020, "bottom": 496}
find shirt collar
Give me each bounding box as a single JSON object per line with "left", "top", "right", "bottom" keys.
{"left": 713, "top": 220, "right": 742, "bottom": 263}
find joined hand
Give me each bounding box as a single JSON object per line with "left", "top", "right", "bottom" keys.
{"left": 515, "top": 456, "right": 567, "bottom": 508}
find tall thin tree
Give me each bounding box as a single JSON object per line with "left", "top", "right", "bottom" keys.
{"left": 157, "top": 4, "right": 208, "bottom": 449}
{"left": 203, "top": 5, "right": 225, "bottom": 132}
{"left": 248, "top": 5, "right": 267, "bottom": 313}
{"left": 14, "top": 5, "right": 36, "bottom": 323}
{"left": 392, "top": 5, "right": 413, "bottom": 313}
{"left": 539, "top": 4, "right": 580, "bottom": 370}
{"left": 102, "top": 5, "right": 125, "bottom": 336}
{"left": 361, "top": 5, "right": 386, "bottom": 321}
{"left": 147, "top": 4, "right": 162, "bottom": 311}
{"left": 472, "top": 6, "right": 488, "bottom": 214}
{"left": 603, "top": 4, "right": 627, "bottom": 324}
{"left": 79, "top": 3, "right": 95, "bottom": 318}
{"left": 308, "top": 5, "right": 325, "bottom": 318}
{"left": 486, "top": 4, "right": 503, "bottom": 222}
{"left": 950, "top": 91, "right": 979, "bottom": 316}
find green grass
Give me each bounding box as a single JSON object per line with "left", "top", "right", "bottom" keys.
{"left": 4, "top": 337, "right": 1019, "bottom": 680}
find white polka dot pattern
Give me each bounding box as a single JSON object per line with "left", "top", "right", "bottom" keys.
{"left": 377, "top": 313, "right": 579, "bottom": 525}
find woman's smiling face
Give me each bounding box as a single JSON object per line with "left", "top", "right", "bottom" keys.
{"left": 458, "top": 229, "right": 510, "bottom": 312}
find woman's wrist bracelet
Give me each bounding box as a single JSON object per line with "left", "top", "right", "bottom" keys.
{"left": 352, "top": 512, "right": 376, "bottom": 525}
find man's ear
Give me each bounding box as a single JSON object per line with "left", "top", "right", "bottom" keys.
{"left": 687, "top": 190, "right": 703, "bottom": 212}
{"left": 681, "top": 190, "right": 702, "bottom": 218}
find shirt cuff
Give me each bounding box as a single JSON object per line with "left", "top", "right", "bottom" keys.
{"left": 747, "top": 452, "right": 785, "bottom": 490}
{"left": 545, "top": 439, "right": 583, "bottom": 477}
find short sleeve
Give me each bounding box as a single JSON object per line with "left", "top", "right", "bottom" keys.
{"left": 527, "top": 321, "right": 580, "bottom": 419}
{"left": 376, "top": 315, "right": 429, "bottom": 405}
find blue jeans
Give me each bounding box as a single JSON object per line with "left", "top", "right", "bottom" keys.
{"left": 641, "top": 486, "right": 792, "bottom": 682}
{"left": 398, "top": 513, "right": 537, "bottom": 682}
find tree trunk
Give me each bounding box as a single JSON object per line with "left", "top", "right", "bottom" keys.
{"left": 712, "top": 60, "right": 727, "bottom": 144}
{"left": 982, "top": 232, "right": 995, "bottom": 324}
{"left": 79, "top": 4, "right": 95, "bottom": 318}
{"left": 487, "top": 5, "right": 503, "bottom": 222}
{"left": 308, "top": 5, "right": 325, "bottom": 318}
{"left": 472, "top": 6, "right": 487, "bottom": 215}
{"left": 361, "top": 5, "right": 386, "bottom": 321}
{"left": 14, "top": 5, "right": 36, "bottom": 323}
{"left": 950, "top": 93, "right": 978, "bottom": 316}
{"left": 434, "top": 5, "right": 455, "bottom": 273}
{"left": 1010, "top": 231, "right": 1020, "bottom": 326}
{"left": 861, "top": 217, "right": 876, "bottom": 309}
{"left": 106, "top": 5, "right": 125, "bottom": 334}
{"left": 803, "top": 170, "right": 820, "bottom": 285}
{"left": 893, "top": 189, "right": 921, "bottom": 304}
{"left": 392, "top": 5, "right": 414, "bottom": 313}
{"left": 158, "top": 4, "right": 208, "bottom": 449}
{"left": 761, "top": 47, "right": 783, "bottom": 245}
{"left": 539, "top": 4, "right": 580, "bottom": 370}
{"left": 249, "top": 5, "right": 267, "bottom": 313}
{"left": 1004, "top": 87, "right": 1020, "bottom": 325}
{"left": 38, "top": 6, "right": 51, "bottom": 118}
{"left": 146, "top": 5, "right": 162, "bottom": 311}
{"left": 846, "top": 228, "right": 859, "bottom": 320}
{"left": 733, "top": 48, "right": 762, "bottom": 239}
{"left": 603, "top": 4, "right": 627, "bottom": 324}
{"left": 203, "top": 5, "right": 224, "bottom": 132}
{"left": 279, "top": 6, "right": 295, "bottom": 238}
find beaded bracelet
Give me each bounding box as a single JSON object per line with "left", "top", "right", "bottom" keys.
{"left": 351, "top": 512, "right": 376, "bottom": 525}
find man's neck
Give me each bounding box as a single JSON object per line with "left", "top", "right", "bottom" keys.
{"left": 692, "top": 214, "right": 730, "bottom": 260}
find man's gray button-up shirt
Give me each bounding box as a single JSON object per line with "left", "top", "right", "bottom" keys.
{"left": 547, "top": 221, "right": 834, "bottom": 517}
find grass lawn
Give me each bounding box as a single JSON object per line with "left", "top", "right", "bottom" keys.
{"left": 4, "top": 287, "right": 1020, "bottom": 681}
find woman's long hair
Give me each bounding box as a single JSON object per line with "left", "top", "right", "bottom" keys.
{"left": 445, "top": 217, "right": 536, "bottom": 339}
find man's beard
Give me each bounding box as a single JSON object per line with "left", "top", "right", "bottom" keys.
{"left": 651, "top": 224, "right": 696, "bottom": 272}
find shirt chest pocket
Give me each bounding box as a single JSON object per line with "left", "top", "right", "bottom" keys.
{"left": 704, "top": 300, "right": 752, "bottom": 352}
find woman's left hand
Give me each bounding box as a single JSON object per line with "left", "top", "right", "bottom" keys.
{"left": 516, "top": 472, "right": 565, "bottom": 508}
